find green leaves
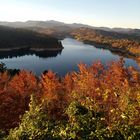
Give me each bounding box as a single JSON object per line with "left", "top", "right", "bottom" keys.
{"left": 0, "top": 59, "right": 140, "bottom": 139}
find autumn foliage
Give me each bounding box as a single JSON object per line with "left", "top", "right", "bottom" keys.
{"left": 0, "top": 60, "right": 140, "bottom": 139}
{"left": 0, "top": 71, "right": 39, "bottom": 130}
{"left": 71, "top": 28, "right": 140, "bottom": 66}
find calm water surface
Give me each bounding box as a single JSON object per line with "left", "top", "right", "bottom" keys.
{"left": 0, "top": 38, "right": 139, "bottom": 76}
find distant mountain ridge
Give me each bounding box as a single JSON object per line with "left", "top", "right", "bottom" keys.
{"left": 0, "top": 20, "right": 92, "bottom": 28}
{"left": 0, "top": 20, "right": 140, "bottom": 36}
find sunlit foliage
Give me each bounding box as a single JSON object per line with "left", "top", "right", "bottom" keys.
{"left": 71, "top": 28, "right": 140, "bottom": 65}
{"left": 0, "top": 59, "right": 140, "bottom": 139}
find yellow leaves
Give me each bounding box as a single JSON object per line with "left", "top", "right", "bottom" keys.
{"left": 137, "top": 92, "right": 140, "bottom": 106}
{"left": 119, "top": 94, "right": 129, "bottom": 112}
{"left": 95, "top": 88, "right": 101, "bottom": 96}
{"left": 103, "top": 89, "right": 110, "bottom": 101}
{"left": 110, "top": 109, "right": 115, "bottom": 114}
{"left": 100, "top": 117, "right": 105, "bottom": 121}
{"left": 121, "top": 113, "right": 127, "bottom": 119}
{"left": 95, "top": 88, "right": 100, "bottom": 92}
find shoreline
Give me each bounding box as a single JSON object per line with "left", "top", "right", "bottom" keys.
{"left": 83, "top": 40, "right": 137, "bottom": 57}
{"left": 0, "top": 46, "right": 64, "bottom": 52}
{"left": 71, "top": 36, "right": 140, "bottom": 66}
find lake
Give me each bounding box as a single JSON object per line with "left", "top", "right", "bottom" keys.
{"left": 0, "top": 38, "right": 139, "bottom": 76}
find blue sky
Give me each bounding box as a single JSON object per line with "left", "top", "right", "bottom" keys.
{"left": 0, "top": 0, "right": 140, "bottom": 28}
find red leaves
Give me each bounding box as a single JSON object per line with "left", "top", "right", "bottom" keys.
{"left": 0, "top": 72, "right": 10, "bottom": 94}
{"left": 0, "top": 71, "right": 38, "bottom": 130}
{"left": 0, "top": 59, "right": 140, "bottom": 130}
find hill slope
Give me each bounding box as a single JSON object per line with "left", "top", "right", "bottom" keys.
{"left": 0, "top": 26, "right": 63, "bottom": 50}
{"left": 71, "top": 27, "right": 140, "bottom": 65}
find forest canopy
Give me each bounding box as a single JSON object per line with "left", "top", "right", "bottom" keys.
{"left": 0, "top": 60, "right": 140, "bottom": 139}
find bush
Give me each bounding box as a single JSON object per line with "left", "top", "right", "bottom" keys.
{"left": 0, "top": 129, "right": 6, "bottom": 139}
{"left": 6, "top": 95, "right": 55, "bottom": 140}
{"left": 6, "top": 99, "right": 140, "bottom": 140}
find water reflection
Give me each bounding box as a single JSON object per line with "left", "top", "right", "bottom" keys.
{"left": 0, "top": 49, "right": 62, "bottom": 59}
{"left": 0, "top": 38, "right": 139, "bottom": 76}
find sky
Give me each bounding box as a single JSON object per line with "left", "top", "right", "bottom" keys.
{"left": 0, "top": 0, "right": 140, "bottom": 28}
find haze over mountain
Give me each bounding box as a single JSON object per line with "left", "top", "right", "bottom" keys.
{"left": 0, "top": 20, "right": 140, "bottom": 36}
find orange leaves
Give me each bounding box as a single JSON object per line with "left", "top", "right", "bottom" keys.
{"left": 41, "top": 71, "right": 66, "bottom": 119}
{"left": 67, "top": 59, "right": 140, "bottom": 127}
{"left": 0, "top": 59, "right": 140, "bottom": 130}
{"left": 62, "top": 74, "right": 74, "bottom": 103}
{"left": 41, "top": 71, "right": 61, "bottom": 100}
{"left": 71, "top": 62, "right": 104, "bottom": 102}
{"left": 9, "top": 70, "right": 38, "bottom": 95}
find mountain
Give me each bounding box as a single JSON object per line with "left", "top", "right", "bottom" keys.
{"left": 0, "top": 20, "right": 91, "bottom": 29}
{"left": 0, "top": 20, "right": 140, "bottom": 36}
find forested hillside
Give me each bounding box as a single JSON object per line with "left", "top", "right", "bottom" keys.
{"left": 71, "top": 28, "right": 140, "bottom": 65}
{"left": 0, "top": 26, "right": 62, "bottom": 50}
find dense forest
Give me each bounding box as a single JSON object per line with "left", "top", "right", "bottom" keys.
{"left": 0, "top": 59, "right": 140, "bottom": 139}
{"left": 0, "top": 26, "right": 62, "bottom": 50}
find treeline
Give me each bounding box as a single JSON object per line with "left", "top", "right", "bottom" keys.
{"left": 0, "top": 48, "right": 62, "bottom": 59}
{"left": 71, "top": 28, "right": 140, "bottom": 61}
{"left": 0, "top": 26, "right": 62, "bottom": 49}
{"left": 0, "top": 59, "right": 140, "bottom": 139}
